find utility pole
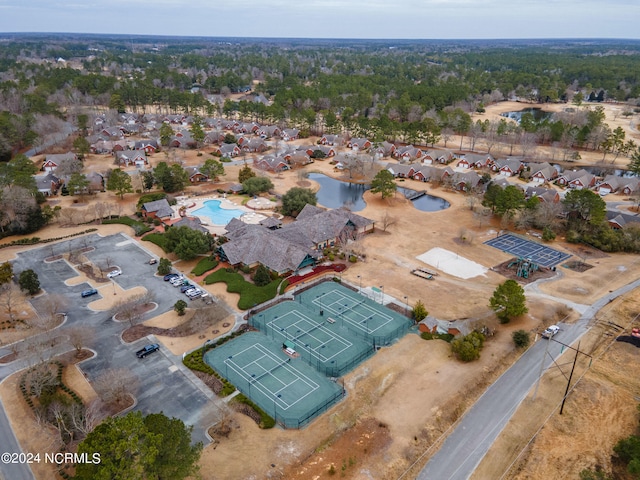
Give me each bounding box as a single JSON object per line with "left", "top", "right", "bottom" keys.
{"left": 560, "top": 341, "right": 580, "bottom": 415}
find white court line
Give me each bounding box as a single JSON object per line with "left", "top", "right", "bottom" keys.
{"left": 314, "top": 290, "right": 394, "bottom": 333}
{"left": 223, "top": 343, "right": 321, "bottom": 411}
{"left": 269, "top": 311, "right": 352, "bottom": 362}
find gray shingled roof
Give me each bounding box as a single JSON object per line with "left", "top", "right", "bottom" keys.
{"left": 142, "top": 199, "right": 173, "bottom": 218}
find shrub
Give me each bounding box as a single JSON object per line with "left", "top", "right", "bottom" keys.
{"left": 233, "top": 394, "right": 275, "bottom": 429}
{"left": 253, "top": 265, "right": 271, "bottom": 287}
{"left": 191, "top": 258, "right": 219, "bottom": 276}
{"left": 512, "top": 329, "right": 530, "bottom": 348}
{"left": 412, "top": 300, "right": 428, "bottom": 322}
{"left": 349, "top": 255, "right": 357, "bottom": 263}
{"left": 542, "top": 226, "right": 556, "bottom": 242}
{"left": 204, "top": 269, "right": 280, "bottom": 310}
{"left": 157, "top": 258, "right": 172, "bottom": 275}
{"left": 420, "top": 331, "right": 454, "bottom": 342}
{"left": 174, "top": 300, "right": 187, "bottom": 316}
{"left": 451, "top": 331, "right": 485, "bottom": 362}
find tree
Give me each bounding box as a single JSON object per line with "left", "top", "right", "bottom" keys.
{"left": 200, "top": 158, "right": 225, "bottom": 181}
{"left": 75, "top": 411, "right": 160, "bottom": 480}
{"left": 512, "top": 329, "right": 530, "bottom": 349}
{"left": 253, "top": 264, "right": 271, "bottom": 287}
{"left": 451, "top": 331, "right": 485, "bottom": 362}
{"left": 281, "top": 187, "right": 317, "bottom": 217}
{"left": 0, "top": 261, "right": 13, "bottom": 285}
{"left": 66, "top": 172, "right": 90, "bottom": 196}
{"left": 189, "top": 117, "right": 205, "bottom": 150}
{"left": 242, "top": 176, "right": 273, "bottom": 196}
{"left": 174, "top": 299, "right": 187, "bottom": 316}
{"left": 18, "top": 269, "right": 40, "bottom": 295}
{"left": 141, "top": 170, "right": 155, "bottom": 192}
{"left": 412, "top": 300, "right": 428, "bottom": 323}
{"left": 106, "top": 169, "right": 133, "bottom": 199}
{"left": 93, "top": 368, "right": 139, "bottom": 406}
{"left": 370, "top": 169, "right": 397, "bottom": 199}
{"left": 72, "top": 136, "right": 90, "bottom": 157}
{"left": 238, "top": 164, "right": 256, "bottom": 183}
{"left": 563, "top": 189, "right": 606, "bottom": 225}
{"left": 380, "top": 210, "right": 397, "bottom": 232}
{"left": 143, "top": 413, "right": 203, "bottom": 480}
{"left": 495, "top": 185, "right": 526, "bottom": 218}
{"left": 159, "top": 123, "right": 173, "bottom": 147}
{"left": 489, "top": 279, "right": 528, "bottom": 323}
{"left": 154, "top": 162, "right": 188, "bottom": 193}
{"left": 629, "top": 147, "right": 640, "bottom": 177}
{"left": 157, "top": 258, "right": 172, "bottom": 276}
{"left": 67, "top": 326, "right": 93, "bottom": 357}
{"left": 165, "top": 226, "right": 211, "bottom": 261}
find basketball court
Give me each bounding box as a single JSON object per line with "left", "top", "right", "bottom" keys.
{"left": 484, "top": 233, "right": 571, "bottom": 267}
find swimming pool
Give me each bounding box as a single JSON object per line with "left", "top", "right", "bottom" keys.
{"left": 192, "top": 200, "right": 246, "bottom": 225}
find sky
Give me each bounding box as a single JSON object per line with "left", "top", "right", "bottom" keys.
{"left": 0, "top": 0, "right": 638, "bottom": 40}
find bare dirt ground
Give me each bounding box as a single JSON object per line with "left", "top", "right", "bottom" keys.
{"left": 2, "top": 101, "right": 640, "bottom": 479}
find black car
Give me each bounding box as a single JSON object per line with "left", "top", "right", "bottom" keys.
{"left": 163, "top": 273, "right": 179, "bottom": 281}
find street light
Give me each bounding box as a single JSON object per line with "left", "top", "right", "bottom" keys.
{"left": 379, "top": 285, "right": 384, "bottom": 305}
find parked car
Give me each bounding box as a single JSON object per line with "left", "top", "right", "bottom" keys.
{"left": 81, "top": 288, "right": 98, "bottom": 298}
{"left": 148, "top": 258, "right": 158, "bottom": 265}
{"left": 180, "top": 284, "right": 194, "bottom": 293}
{"left": 136, "top": 344, "right": 160, "bottom": 359}
{"left": 107, "top": 269, "right": 122, "bottom": 278}
{"left": 542, "top": 325, "right": 560, "bottom": 339}
{"left": 171, "top": 277, "right": 185, "bottom": 286}
{"left": 164, "top": 273, "right": 179, "bottom": 281}
{"left": 184, "top": 287, "right": 199, "bottom": 295}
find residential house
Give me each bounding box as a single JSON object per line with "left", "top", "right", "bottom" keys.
{"left": 257, "top": 125, "right": 281, "bottom": 139}
{"left": 450, "top": 171, "right": 482, "bottom": 192}
{"left": 35, "top": 173, "right": 62, "bottom": 196}
{"left": 254, "top": 155, "right": 289, "bottom": 172}
{"left": 320, "top": 134, "right": 342, "bottom": 146}
{"left": 216, "top": 143, "right": 241, "bottom": 158}
{"left": 86, "top": 172, "right": 105, "bottom": 193}
{"left": 242, "top": 138, "right": 268, "bottom": 153}
{"left": 596, "top": 175, "right": 640, "bottom": 196}
{"left": 285, "top": 152, "right": 313, "bottom": 168}
{"left": 116, "top": 150, "right": 147, "bottom": 167}
{"left": 204, "top": 131, "right": 225, "bottom": 145}
{"left": 43, "top": 153, "right": 76, "bottom": 173}
{"left": 386, "top": 163, "right": 416, "bottom": 179}
{"left": 347, "top": 137, "right": 371, "bottom": 151}
{"left": 418, "top": 316, "right": 469, "bottom": 337}
{"left": 394, "top": 145, "right": 423, "bottom": 162}
{"left": 412, "top": 166, "right": 454, "bottom": 183}
{"left": 369, "top": 141, "right": 396, "bottom": 158}
{"left": 529, "top": 162, "right": 558, "bottom": 184}
{"left": 494, "top": 158, "right": 524, "bottom": 176}
{"left": 456, "top": 157, "right": 472, "bottom": 169}
{"left": 305, "top": 145, "right": 336, "bottom": 158}
{"left": 463, "top": 153, "right": 494, "bottom": 169}
{"left": 568, "top": 172, "right": 596, "bottom": 190}
{"left": 91, "top": 139, "right": 128, "bottom": 154}
{"left": 606, "top": 211, "right": 640, "bottom": 230}
{"left": 422, "top": 149, "right": 454, "bottom": 165}
{"left": 169, "top": 132, "right": 194, "bottom": 148}
{"left": 556, "top": 169, "right": 592, "bottom": 187}
{"left": 184, "top": 166, "right": 209, "bottom": 184}
{"left": 141, "top": 199, "right": 173, "bottom": 220}
{"left": 259, "top": 217, "right": 283, "bottom": 230}
{"left": 100, "top": 126, "right": 125, "bottom": 139}
{"left": 134, "top": 139, "right": 159, "bottom": 154}
{"left": 119, "top": 112, "right": 140, "bottom": 125}
{"left": 282, "top": 128, "right": 300, "bottom": 141}
{"left": 525, "top": 186, "right": 560, "bottom": 203}
{"left": 235, "top": 122, "right": 260, "bottom": 135}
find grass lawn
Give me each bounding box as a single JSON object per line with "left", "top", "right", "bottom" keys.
{"left": 142, "top": 232, "right": 169, "bottom": 252}
{"left": 102, "top": 216, "right": 153, "bottom": 235}
{"left": 203, "top": 269, "right": 281, "bottom": 310}
{"left": 191, "top": 257, "right": 219, "bottom": 276}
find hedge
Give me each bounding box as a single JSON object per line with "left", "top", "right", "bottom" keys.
{"left": 103, "top": 216, "right": 153, "bottom": 236}
{"left": 203, "top": 269, "right": 280, "bottom": 310}
{"left": 141, "top": 232, "right": 169, "bottom": 251}
{"left": 191, "top": 257, "right": 219, "bottom": 276}
{"left": 233, "top": 394, "right": 276, "bottom": 429}
{"left": 0, "top": 229, "right": 98, "bottom": 250}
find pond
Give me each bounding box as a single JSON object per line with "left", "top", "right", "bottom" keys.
{"left": 308, "top": 173, "right": 449, "bottom": 212}
{"left": 501, "top": 107, "right": 553, "bottom": 123}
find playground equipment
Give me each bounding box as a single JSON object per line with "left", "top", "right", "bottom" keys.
{"left": 507, "top": 257, "right": 539, "bottom": 279}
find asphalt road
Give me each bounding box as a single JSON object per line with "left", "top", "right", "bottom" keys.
{"left": 0, "top": 233, "right": 223, "bottom": 480}
{"left": 417, "top": 277, "right": 640, "bottom": 480}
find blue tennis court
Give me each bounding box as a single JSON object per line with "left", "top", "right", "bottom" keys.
{"left": 484, "top": 233, "right": 571, "bottom": 267}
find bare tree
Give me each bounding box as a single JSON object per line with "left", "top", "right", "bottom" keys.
{"left": 69, "top": 399, "right": 104, "bottom": 438}
{"left": 24, "top": 362, "right": 59, "bottom": 397}
{"left": 67, "top": 326, "right": 94, "bottom": 357}
{"left": 0, "top": 283, "right": 23, "bottom": 323}
{"left": 93, "top": 368, "right": 138, "bottom": 405}
{"left": 380, "top": 211, "right": 397, "bottom": 232}
{"left": 473, "top": 207, "right": 492, "bottom": 229}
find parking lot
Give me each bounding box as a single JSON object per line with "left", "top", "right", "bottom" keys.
{"left": 11, "top": 232, "right": 221, "bottom": 443}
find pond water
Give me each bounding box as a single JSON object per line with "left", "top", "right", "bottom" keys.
{"left": 308, "top": 173, "right": 449, "bottom": 212}
{"left": 501, "top": 107, "right": 553, "bottom": 123}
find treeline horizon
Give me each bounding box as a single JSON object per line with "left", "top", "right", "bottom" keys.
{"left": 1, "top": 35, "right": 640, "bottom": 163}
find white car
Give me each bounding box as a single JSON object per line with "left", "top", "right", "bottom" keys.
{"left": 541, "top": 325, "right": 560, "bottom": 339}
{"left": 170, "top": 276, "right": 185, "bottom": 286}
{"left": 107, "top": 269, "right": 122, "bottom": 278}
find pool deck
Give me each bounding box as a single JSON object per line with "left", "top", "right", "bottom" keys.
{"left": 173, "top": 195, "right": 272, "bottom": 235}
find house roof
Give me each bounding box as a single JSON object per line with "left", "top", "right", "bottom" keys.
{"left": 259, "top": 217, "right": 283, "bottom": 229}
{"left": 35, "top": 173, "right": 59, "bottom": 191}
{"left": 172, "top": 217, "right": 208, "bottom": 232}
{"left": 142, "top": 199, "right": 173, "bottom": 218}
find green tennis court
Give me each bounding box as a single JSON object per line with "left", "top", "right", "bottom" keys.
{"left": 204, "top": 332, "right": 343, "bottom": 428}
